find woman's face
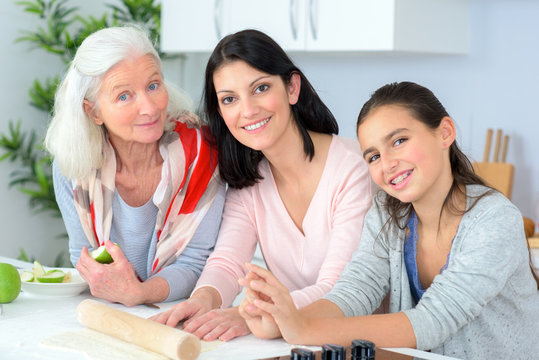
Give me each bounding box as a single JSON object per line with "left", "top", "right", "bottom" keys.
{"left": 212, "top": 60, "right": 300, "bottom": 152}
{"left": 84, "top": 54, "right": 168, "bottom": 148}
{"left": 357, "top": 105, "right": 454, "bottom": 205}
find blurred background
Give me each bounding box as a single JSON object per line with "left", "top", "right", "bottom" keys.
{"left": 1, "top": 0, "right": 538, "bottom": 266}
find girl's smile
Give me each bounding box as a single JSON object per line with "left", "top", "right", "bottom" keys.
{"left": 389, "top": 169, "right": 414, "bottom": 189}
{"left": 358, "top": 104, "right": 453, "bottom": 206}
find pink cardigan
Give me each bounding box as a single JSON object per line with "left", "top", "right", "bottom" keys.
{"left": 194, "top": 135, "right": 372, "bottom": 308}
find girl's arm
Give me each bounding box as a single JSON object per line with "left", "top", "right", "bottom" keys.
{"left": 240, "top": 264, "right": 416, "bottom": 347}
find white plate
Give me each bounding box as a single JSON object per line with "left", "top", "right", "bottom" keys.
{"left": 20, "top": 268, "right": 89, "bottom": 297}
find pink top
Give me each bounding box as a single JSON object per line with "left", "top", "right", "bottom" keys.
{"left": 195, "top": 135, "right": 372, "bottom": 308}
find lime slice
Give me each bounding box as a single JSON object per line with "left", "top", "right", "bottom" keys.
{"left": 20, "top": 270, "right": 34, "bottom": 282}
{"left": 32, "top": 261, "right": 46, "bottom": 277}
{"left": 36, "top": 270, "right": 66, "bottom": 283}
{"left": 89, "top": 245, "right": 114, "bottom": 264}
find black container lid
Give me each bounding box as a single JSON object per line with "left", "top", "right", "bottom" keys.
{"left": 351, "top": 339, "right": 375, "bottom": 360}
{"left": 321, "top": 343, "right": 346, "bottom": 360}
{"left": 291, "top": 347, "right": 315, "bottom": 360}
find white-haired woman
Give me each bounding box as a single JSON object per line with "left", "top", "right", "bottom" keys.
{"left": 45, "top": 26, "right": 225, "bottom": 306}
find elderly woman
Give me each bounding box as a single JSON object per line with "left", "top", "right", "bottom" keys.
{"left": 45, "top": 26, "right": 225, "bottom": 306}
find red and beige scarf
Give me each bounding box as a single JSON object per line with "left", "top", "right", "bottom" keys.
{"left": 72, "top": 120, "right": 220, "bottom": 274}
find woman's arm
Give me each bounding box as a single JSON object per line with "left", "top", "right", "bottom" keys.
{"left": 289, "top": 153, "right": 372, "bottom": 308}
{"left": 52, "top": 161, "right": 91, "bottom": 265}
{"left": 153, "top": 183, "right": 226, "bottom": 302}
{"left": 193, "top": 187, "right": 260, "bottom": 307}
{"left": 152, "top": 187, "right": 259, "bottom": 339}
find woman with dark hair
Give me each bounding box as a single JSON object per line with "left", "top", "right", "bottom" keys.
{"left": 151, "top": 29, "right": 372, "bottom": 341}
{"left": 238, "top": 82, "right": 539, "bottom": 359}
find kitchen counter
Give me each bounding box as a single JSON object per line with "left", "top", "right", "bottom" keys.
{"left": 0, "top": 256, "right": 459, "bottom": 360}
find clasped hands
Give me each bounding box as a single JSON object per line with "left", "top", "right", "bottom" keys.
{"left": 238, "top": 263, "right": 307, "bottom": 343}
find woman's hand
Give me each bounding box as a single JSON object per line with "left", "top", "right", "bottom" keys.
{"left": 151, "top": 286, "right": 249, "bottom": 341}
{"left": 239, "top": 263, "right": 308, "bottom": 343}
{"left": 150, "top": 287, "right": 221, "bottom": 329}
{"left": 76, "top": 240, "right": 145, "bottom": 306}
{"left": 182, "top": 307, "right": 251, "bottom": 341}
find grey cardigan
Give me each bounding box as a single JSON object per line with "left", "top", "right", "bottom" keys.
{"left": 325, "top": 185, "right": 539, "bottom": 359}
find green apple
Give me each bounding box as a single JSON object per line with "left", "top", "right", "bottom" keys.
{"left": 32, "top": 260, "right": 46, "bottom": 277}
{"left": 89, "top": 244, "right": 117, "bottom": 264}
{"left": 36, "top": 270, "right": 66, "bottom": 283}
{"left": 0, "top": 263, "right": 22, "bottom": 303}
{"left": 20, "top": 270, "right": 34, "bottom": 282}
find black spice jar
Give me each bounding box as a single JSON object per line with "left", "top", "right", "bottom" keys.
{"left": 321, "top": 343, "right": 346, "bottom": 360}
{"left": 351, "top": 339, "right": 375, "bottom": 360}
{"left": 290, "top": 347, "right": 315, "bottom": 360}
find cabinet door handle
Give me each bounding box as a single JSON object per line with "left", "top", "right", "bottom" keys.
{"left": 289, "top": 0, "right": 298, "bottom": 40}
{"left": 214, "top": 0, "right": 223, "bottom": 40}
{"left": 309, "top": 0, "right": 319, "bottom": 40}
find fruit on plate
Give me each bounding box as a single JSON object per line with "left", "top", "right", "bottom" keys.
{"left": 0, "top": 263, "right": 22, "bottom": 303}
{"left": 32, "top": 260, "right": 46, "bottom": 277}
{"left": 36, "top": 270, "right": 66, "bottom": 283}
{"left": 20, "top": 270, "right": 34, "bottom": 282}
{"left": 20, "top": 261, "right": 72, "bottom": 283}
{"left": 89, "top": 243, "right": 119, "bottom": 264}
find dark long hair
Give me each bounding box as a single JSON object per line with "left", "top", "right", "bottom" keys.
{"left": 357, "top": 81, "right": 490, "bottom": 229}
{"left": 202, "top": 29, "right": 338, "bottom": 189}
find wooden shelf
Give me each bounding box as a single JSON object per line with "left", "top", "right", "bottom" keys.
{"left": 528, "top": 236, "right": 539, "bottom": 248}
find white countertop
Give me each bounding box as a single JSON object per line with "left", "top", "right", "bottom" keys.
{"left": 0, "top": 256, "right": 460, "bottom": 360}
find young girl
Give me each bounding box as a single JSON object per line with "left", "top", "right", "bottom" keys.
{"left": 238, "top": 82, "right": 539, "bottom": 358}
{"left": 151, "top": 30, "right": 372, "bottom": 341}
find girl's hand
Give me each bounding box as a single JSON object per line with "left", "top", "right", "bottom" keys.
{"left": 239, "top": 263, "right": 308, "bottom": 343}
{"left": 76, "top": 240, "right": 143, "bottom": 306}
{"left": 150, "top": 290, "right": 216, "bottom": 328}
{"left": 239, "top": 285, "right": 281, "bottom": 339}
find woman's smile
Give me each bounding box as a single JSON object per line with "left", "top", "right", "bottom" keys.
{"left": 243, "top": 117, "right": 271, "bottom": 132}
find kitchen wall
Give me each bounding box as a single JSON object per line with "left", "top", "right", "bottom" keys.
{"left": 1, "top": 0, "right": 538, "bottom": 265}
{"left": 178, "top": 0, "right": 539, "bottom": 226}
{"left": 0, "top": 1, "right": 124, "bottom": 264}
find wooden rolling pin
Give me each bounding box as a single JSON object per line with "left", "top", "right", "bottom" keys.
{"left": 76, "top": 299, "right": 200, "bottom": 360}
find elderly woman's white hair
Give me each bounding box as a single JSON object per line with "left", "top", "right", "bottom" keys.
{"left": 45, "top": 25, "right": 197, "bottom": 180}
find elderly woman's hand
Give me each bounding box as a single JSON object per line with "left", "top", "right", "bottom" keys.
{"left": 76, "top": 240, "right": 144, "bottom": 306}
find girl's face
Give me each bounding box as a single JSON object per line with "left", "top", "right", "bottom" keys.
{"left": 212, "top": 60, "right": 300, "bottom": 152}
{"left": 84, "top": 54, "right": 168, "bottom": 148}
{"left": 357, "top": 105, "right": 454, "bottom": 205}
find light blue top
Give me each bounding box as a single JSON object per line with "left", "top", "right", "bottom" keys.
{"left": 53, "top": 162, "right": 226, "bottom": 302}
{"left": 325, "top": 185, "right": 539, "bottom": 359}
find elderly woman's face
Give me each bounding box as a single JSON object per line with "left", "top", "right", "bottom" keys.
{"left": 84, "top": 54, "right": 168, "bottom": 147}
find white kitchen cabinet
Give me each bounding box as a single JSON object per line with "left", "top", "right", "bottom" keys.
{"left": 222, "top": 0, "right": 308, "bottom": 51}
{"left": 161, "top": 0, "right": 469, "bottom": 54}
{"left": 161, "top": 0, "right": 308, "bottom": 53}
